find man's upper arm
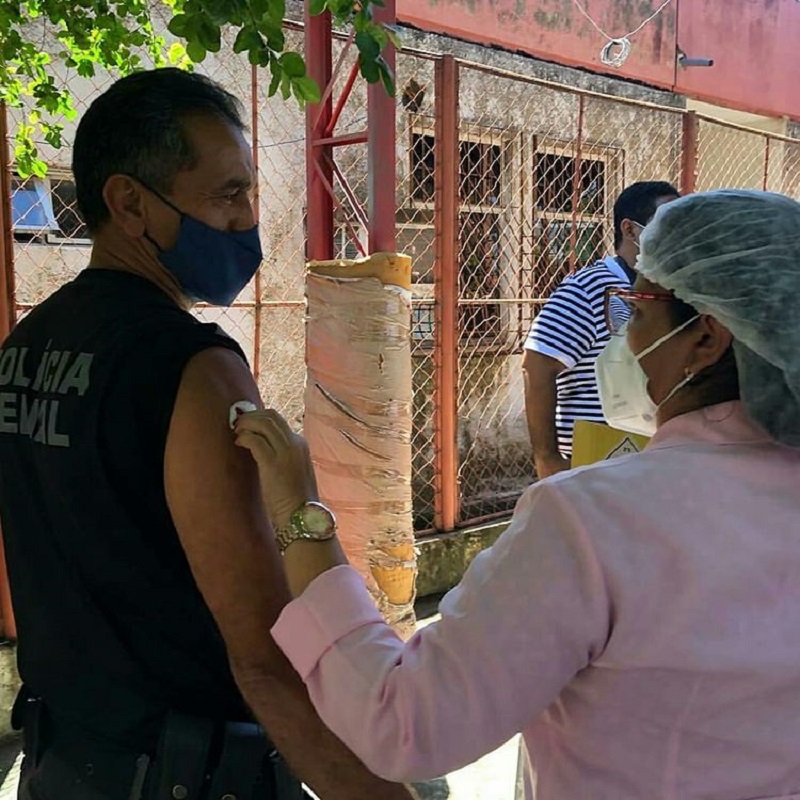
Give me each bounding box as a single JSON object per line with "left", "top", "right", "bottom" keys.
{"left": 522, "top": 348, "right": 565, "bottom": 380}
{"left": 525, "top": 280, "right": 595, "bottom": 369}
{"left": 164, "top": 346, "right": 288, "bottom": 671}
{"left": 164, "top": 349, "right": 418, "bottom": 799}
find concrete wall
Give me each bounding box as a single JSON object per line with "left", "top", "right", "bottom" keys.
{"left": 397, "top": 0, "right": 800, "bottom": 121}
{"left": 416, "top": 519, "right": 509, "bottom": 598}
{"left": 0, "top": 648, "right": 20, "bottom": 741}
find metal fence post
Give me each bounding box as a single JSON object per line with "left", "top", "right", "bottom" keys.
{"left": 680, "top": 110, "right": 699, "bottom": 194}
{"left": 305, "top": 9, "right": 334, "bottom": 262}
{"left": 763, "top": 135, "right": 771, "bottom": 191}
{"left": 0, "top": 102, "right": 17, "bottom": 640}
{"left": 568, "top": 94, "right": 585, "bottom": 272}
{"left": 0, "top": 104, "right": 15, "bottom": 338}
{"left": 367, "top": 0, "right": 397, "bottom": 253}
{"left": 250, "top": 65, "right": 263, "bottom": 384}
{"left": 433, "top": 55, "right": 460, "bottom": 532}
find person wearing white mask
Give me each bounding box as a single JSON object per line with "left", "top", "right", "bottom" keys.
{"left": 522, "top": 181, "right": 679, "bottom": 478}
{"left": 234, "top": 190, "right": 800, "bottom": 800}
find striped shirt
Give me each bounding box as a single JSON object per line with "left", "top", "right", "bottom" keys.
{"left": 524, "top": 256, "right": 632, "bottom": 457}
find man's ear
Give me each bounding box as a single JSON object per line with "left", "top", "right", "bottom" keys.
{"left": 102, "top": 175, "right": 148, "bottom": 237}
{"left": 620, "top": 218, "right": 639, "bottom": 243}
{"left": 687, "top": 315, "right": 734, "bottom": 376}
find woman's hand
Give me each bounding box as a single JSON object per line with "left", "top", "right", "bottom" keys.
{"left": 234, "top": 409, "right": 319, "bottom": 529}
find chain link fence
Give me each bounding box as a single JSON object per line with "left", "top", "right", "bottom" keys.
{"left": 4, "top": 24, "right": 309, "bottom": 428}
{"left": 4, "top": 35, "right": 800, "bottom": 536}
{"left": 447, "top": 66, "right": 687, "bottom": 528}
{"left": 696, "top": 114, "right": 800, "bottom": 201}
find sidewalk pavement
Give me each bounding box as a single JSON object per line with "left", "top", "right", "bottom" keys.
{"left": 0, "top": 737, "right": 21, "bottom": 800}
{"left": 412, "top": 599, "right": 522, "bottom": 800}
{"left": 414, "top": 737, "right": 520, "bottom": 800}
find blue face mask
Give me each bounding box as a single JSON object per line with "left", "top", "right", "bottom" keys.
{"left": 140, "top": 181, "right": 263, "bottom": 306}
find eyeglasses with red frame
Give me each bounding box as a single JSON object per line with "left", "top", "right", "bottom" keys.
{"left": 604, "top": 286, "right": 674, "bottom": 336}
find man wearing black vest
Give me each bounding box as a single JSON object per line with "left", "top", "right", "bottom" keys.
{"left": 0, "top": 69, "right": 414, "bottom": 800}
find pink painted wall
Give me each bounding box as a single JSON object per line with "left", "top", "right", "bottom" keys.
{"left": 675, "top": 0, "right": 800, "bottom": 119}
{"left": 397, "top": 0, "right": 800, "bottom": 120}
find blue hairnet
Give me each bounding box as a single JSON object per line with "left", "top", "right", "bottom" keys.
{"left": 637, "top": 189, "right": 800, "bottom": 447}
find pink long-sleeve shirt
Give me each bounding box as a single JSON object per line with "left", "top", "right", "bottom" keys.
{"left": 272, "top": 402, "right": 800, "bottom": 799}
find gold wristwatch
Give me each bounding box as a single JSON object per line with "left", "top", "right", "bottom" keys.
{"left": 275, "top": 501, "right": 337, "bottom": 554}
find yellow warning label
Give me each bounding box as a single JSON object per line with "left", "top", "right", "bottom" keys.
{"left": 571, "top": 420, "right": 650, "bottom": 468}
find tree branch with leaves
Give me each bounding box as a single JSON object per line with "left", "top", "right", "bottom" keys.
{"left": 0, "top": 0, "right": 398, "bottom": 177}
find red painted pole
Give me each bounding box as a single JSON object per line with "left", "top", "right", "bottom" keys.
{"left": 367, "top": 0, "right": 397, "bottom": 253}
{"left": 0, "top": 104, "right": 15, "bottom": 339}
{"left": 250, "top": 65, "right": 263, "bottom": 384}
{"left": 680, "top": 111, "right": 699, "bottom": 195}
{"left": 569, "top": 94, "right": 585, "bottom": 272}
{"left": 305, "top": 9, "right": 334, "bottom": 261}
{"left": 433, "top": 56, "right": 460, "bottom": 532}
{"left": 0, "top": 103, "right": 17, "bottom": 640}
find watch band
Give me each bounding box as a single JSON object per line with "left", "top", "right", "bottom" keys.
{"left": 275, "top": 523, "right": 304, "bottom": 554}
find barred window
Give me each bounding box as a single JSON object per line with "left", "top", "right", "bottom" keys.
{"left": 531, "top": 146, "right": 617, "bottom": 285}
{"left": 407, "top": 130, "right": 507, "bottom": 343}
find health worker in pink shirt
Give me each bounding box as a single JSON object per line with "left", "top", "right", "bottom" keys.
{"left": 235, "top": 189, "right": 800, "bottom": 800}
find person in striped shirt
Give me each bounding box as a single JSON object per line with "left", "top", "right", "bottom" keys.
{"left": 523, "top": 181, "right": 679, "bottom": 478}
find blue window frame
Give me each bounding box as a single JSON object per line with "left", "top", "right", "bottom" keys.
{"left": 11, "top": 177, "right": 58, "bottom": 233}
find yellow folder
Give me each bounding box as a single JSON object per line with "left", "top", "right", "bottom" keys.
{"left": 571, "top": 420, "right": 650, "bottom": 468}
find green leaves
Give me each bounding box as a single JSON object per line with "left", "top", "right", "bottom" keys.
{"left": 1, "top": 0, "right": 399, "bottom": 177}
{"left": 293, "top": 76, "right": 320, "bottom": 104}
{"left": 233, "top": 27, "right": 262, "bottom": 54}
{"left": 349, "top": 4, "right": 397, "bottom": 96}
{"left": 280, "top": 51, "right": 306, "bottom": 78}
{"left": 3, "top": 0, "right": 172, "bottom": 175}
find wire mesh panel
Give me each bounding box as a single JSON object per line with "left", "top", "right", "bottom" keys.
{"left": 696, "top": 117, "right": 769, "bottom": 191}
{"left": 250, "top": 27, "right": 307, "bottom": 425}
{"left": 781, "top": 139, "right": 800, "bottom": 200}
{"left": 453, "top": 66, "right": 554, "bottom": 522}
{"left": 582, "top": 95, "right": 684, "bottom": 195}
{"left": 310, "top": 40, "right": 440, "bottom": 530}
{"left": 765, "top": 136, "right": 800, "bottom": 200}
{"left": 394, "top": 54, "right": 439, "bottom": 531}
{"left": 8, "top": 63, "right": 118, "bottom": 319}
{"left": 329, "top": 32, "right": 370, "bottom": 257}
{"left": 452, "top": 64, "right": 685, "bottom": 527}
{"left": 175, "top": 27, "right": 309, "bottom": 425}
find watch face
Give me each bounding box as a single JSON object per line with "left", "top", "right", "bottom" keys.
{"left": 300, "top": 503, "right": 336, "bottom": 535}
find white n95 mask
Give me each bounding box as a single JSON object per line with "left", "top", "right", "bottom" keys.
{"left": 595, "top": 316, "right": 699, "bottom": 437}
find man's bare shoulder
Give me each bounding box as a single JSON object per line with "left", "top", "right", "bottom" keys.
{"left": 177, "top": 346, "right": 261, "bottom": 411}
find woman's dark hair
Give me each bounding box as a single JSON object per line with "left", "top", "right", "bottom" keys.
{"left": 669, "top": 297, "right": 740, "bottom": 404}
{"left": 73, "top": 68, "right": 246, "bottom": 233}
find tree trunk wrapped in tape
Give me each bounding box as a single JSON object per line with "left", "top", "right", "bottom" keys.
{"left": 304, "top": 253, "right": 416, "bottom": 636}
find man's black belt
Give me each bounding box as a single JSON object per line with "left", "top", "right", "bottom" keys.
{"left": 12, "top": 689, "right": 306, "bottom": 800}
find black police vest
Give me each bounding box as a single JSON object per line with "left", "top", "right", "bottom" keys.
{"left": 0, "top": 269, "right": 251, "bottom": 751}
